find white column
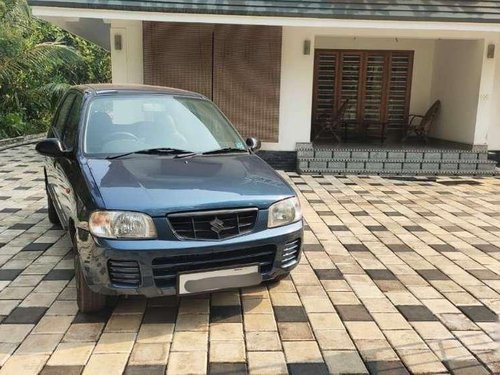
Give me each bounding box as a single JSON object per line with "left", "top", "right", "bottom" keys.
{"left": 110, "top": 20, "right": 143, "bottom": 84}
{"left": 262, "top": 27, "right": 315, "bottom": 151}
{"left": 473, "top": 37, "right": 497, "bottom": 148}
{"left": 488, "top": 38, "right": 500, "bottom": 150}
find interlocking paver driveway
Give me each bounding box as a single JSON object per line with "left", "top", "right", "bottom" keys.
{"left": 0, "top": 144, "right": 499, "bottom": 375}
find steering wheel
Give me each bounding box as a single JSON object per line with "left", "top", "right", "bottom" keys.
{"left": 103, "top": 132, "right": 139, "bottom": 143}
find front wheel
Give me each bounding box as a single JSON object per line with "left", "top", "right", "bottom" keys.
{"left": 74, "top": 252, "right": 106, "bottom": 313}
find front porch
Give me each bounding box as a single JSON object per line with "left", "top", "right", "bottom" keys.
{"left": 296, "top": 139, "right": 496, "bottom": 175}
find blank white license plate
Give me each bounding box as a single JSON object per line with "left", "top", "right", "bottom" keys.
{"left": 178, "top": 265, "right": 261, "bottom": 295}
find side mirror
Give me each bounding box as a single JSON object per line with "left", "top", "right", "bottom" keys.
{"left": 246, "top": 137, "right": 261, "bottom": 152}
{"left": 35, "top": 138, "right": 67, "bottom": 158}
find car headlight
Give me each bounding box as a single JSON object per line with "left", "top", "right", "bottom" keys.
{"left": 89, "top": 211, "right": 157, "bottom": 239}
{"left": 268, "top": 197, "right": 302, "bottom": 228}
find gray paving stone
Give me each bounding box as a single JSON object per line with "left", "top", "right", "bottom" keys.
{"left": 345, "top": 244, "right": 370, "bottom": 252}
{"left": 315, "top": 269, "right": 343, "bottom": 280}
{"left": 335, "top": 305, "right": 373, "bottom": 321}
{"left": 430, "top": 244, "right": 456, "bottom": 252}
{"left": 40, "top": 366, "right": 85, "bottom": 375}
{"left": 397, "top": 305, "right": 438, "bottom": 321}
{"left": 4, "top": 306, "right": 47, "bottom": 324}
{"left": 209, "top": 363, "right": 247, "bottom": 375}
{"left": 417, "top": 269, "right": 450, "bottom": 280}
{"left": 366, "top": 269, "right": 397, "bottom": 280}
{"left": 474, "top": 244, "right": 500, "bottom": 253}
{"left": 274, "top": 306, "right": 308, "bottom": 322}
{"left": 366, "top": 361, "right": 410, "bottom": 375}
{"left": 458, "top": 306, "right": 498, "bottom": 322}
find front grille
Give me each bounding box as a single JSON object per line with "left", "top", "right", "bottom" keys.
{"left": 108, "top": 259, "right": 141, "bottom": 287}
{"left": 168, "top": 208, "right": 258, "bottom": 240}
{"left": 152, "top": 245, "right": 276, "bottom": 288}
{"left": 282, "top": 239, "right": 301, "bottom": 268}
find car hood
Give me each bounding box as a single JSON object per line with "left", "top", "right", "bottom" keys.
{"left": 85, "top": 154, "right": 295, "bottom": 216}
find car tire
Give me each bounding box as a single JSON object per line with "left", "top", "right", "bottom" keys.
{"left": 47, "top": 193, "right": 60, "bottom": 225}
{"left": 75, "top": 255, "right": 107, "bottom": 313}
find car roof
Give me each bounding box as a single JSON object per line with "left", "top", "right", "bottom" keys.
{"left": 73, "top": 84, "right": 206, "bottom": 99}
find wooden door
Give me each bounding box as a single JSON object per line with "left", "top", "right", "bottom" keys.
{"left": 312, "top": 49, "right": 414, "bottom": 140}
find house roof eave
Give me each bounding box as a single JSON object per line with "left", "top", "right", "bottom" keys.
{"left": 27, "top": 0, "right": 500, "bottom": 24}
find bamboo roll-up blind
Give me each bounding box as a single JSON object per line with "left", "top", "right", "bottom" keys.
{"left": 143, "top": 22, "right": 214, "bottom": 99}
{"left": 143, "top": 22, "right": 282, "bottom": 142}
{"left": 213, "top": 25, "right": 281, "bottom": 142}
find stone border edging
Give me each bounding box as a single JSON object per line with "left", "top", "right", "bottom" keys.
{"left": 0, "top": 133, "right": 45, "bottom": 151}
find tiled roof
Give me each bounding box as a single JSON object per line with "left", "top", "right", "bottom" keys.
{"left": 28, "top": 0, "right": 500, "bottom": 23}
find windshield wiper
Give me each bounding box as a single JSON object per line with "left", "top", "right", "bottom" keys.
{"left": 202, "top": 147, "right": 248, "bottom": 155}
{"left": 106, "top": 148, "right": 196, "bottom": 160}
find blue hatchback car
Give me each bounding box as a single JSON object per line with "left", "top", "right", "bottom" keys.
{"left": 36, "top": 84, "right": 303, "bottom": 312}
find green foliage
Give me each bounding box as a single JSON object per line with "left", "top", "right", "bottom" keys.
{"left": 0, "top": 0, "right": 111, "bottom": 139}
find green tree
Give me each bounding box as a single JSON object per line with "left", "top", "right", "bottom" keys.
{"left": 0, "top": 0, "right": 110, "bottom": 138}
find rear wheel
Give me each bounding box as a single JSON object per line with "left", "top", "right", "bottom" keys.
{"left": 71, "top": 231, "right": 106, "bottom": 313}
{"left": 47, "top": 193, "right": 60, "bottom": 225}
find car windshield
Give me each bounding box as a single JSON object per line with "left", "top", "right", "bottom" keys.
{"left": 83, "top": 94, "right": 247, "bottom": 156}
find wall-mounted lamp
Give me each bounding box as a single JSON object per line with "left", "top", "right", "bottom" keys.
{"left": 114, "top": 34, "right": 123, "bottom": 51}
{"left": 303, "top": 39, "right": 311, "bottom": 55}
{"left": 487, "top": 44, "right": 495, "bottom": 59}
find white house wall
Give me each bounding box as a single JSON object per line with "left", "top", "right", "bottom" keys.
{"left": 110, "top": 20, "right": 144, "bottom": 85}
{"left": 430, "top": 39, "right": 484, "bottom": 145}
{"left": 264, "top": 27, "right": 315, "bottom": 151}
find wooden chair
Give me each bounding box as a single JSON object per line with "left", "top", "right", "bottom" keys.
{"left": 313, "top": 99, "right": 350, "bottom": 143}
{"left": 403, "top": 100, "right": 441, "bottom": 143}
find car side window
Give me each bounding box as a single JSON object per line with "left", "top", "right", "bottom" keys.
{"left": 62, "top": 94, "right": 83, "bottom": 150}
{"left": 53, "top": 93, "right": 76, "bottom": 138}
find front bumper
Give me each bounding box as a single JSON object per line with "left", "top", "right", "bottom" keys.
{"left": 76, "top": 220, "right": 303, "bottom": 297}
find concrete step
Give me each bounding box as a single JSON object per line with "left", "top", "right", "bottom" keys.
{"left": 298, "top": 160, "right": 497, "bottom": 176}
{"left": 296, "top": 143, "right": 497, "bottom": 176}
{"left": 297, "top": 149, "right": 489, "bottom": 162}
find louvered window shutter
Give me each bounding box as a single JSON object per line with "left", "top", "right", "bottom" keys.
{"left": 340, "top": 52, "right": 362, "bottom": 121}
{"left": 312, "top": 49, "right": 413, "bottom": 138}
{"left": 312, "top": 51, "right": 338, "bottom": 130}
{"left": 362, "top": 53, "right": 386, "bottom": 122}
{"left": 387, "top": 52, "right": 413, "bottom": 130}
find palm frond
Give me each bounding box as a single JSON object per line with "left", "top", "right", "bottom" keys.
{"left": 2, "top": 0, "right": 31, "bottom": 29}
{"left": 0, "top": 42, "right": 82, "bottom": 82}
{"left": 36, "top": 82, "right": 71, "bottom": 109}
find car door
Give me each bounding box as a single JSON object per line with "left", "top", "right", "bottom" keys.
{"left": 55, "top": 92, "right": 84, "bottom": 225}
{"left": 45, "top": 92, "right": 76, "bottom": 224}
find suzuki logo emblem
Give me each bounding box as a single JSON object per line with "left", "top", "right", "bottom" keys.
{"left": 210, "top": 218, "right": 226, "bottom": 234}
